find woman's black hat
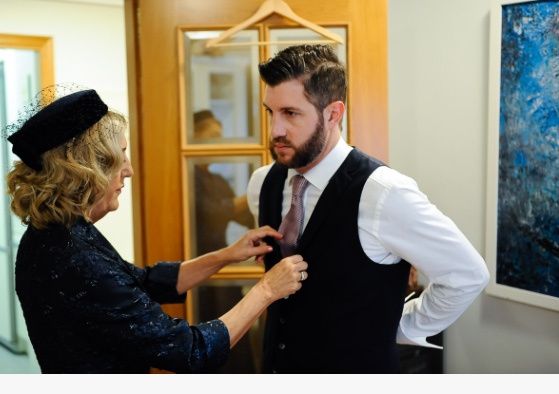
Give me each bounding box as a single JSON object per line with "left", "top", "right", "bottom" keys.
{"left": 7, "top": 89, "right": 108, "bottom": 171}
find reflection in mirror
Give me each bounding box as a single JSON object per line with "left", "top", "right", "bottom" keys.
{"left": 0, "top": 47, "right": 40, "bottom": 354}
{"left": 183, "top": 30, "right": 260, "bottom": 144}
{"left": 187, "top": 156, "right": 260, "bottom": 261}
{"left": 193, "top": 279, "right": 264, "bottom": 373}
{"left": 269, "top": 27, "right": 348, "bottom": 141}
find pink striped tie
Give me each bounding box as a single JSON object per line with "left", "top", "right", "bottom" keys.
{"left": 278, "top": 175, "right": 310, "bottom": 257}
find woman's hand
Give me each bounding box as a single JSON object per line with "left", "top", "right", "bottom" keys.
{"left": 218, "top": 254, "right": 307, "bottom": 348}
{"left": 222, "top": 226, "right": 282, "bottom": 264}
{"left": 257, "top": 255, "right": 308, "bottom": 302}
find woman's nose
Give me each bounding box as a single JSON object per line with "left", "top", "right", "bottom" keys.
{"left": 123, "top": 161, "right": 134, "bottom": 178}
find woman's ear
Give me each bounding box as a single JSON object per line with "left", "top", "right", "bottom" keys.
{"left": 323, "top": 101, "right": 345, "bottom": 127}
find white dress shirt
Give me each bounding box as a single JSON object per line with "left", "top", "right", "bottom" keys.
{"left": 247, "top": 138, "right": 489, "bottom": 348}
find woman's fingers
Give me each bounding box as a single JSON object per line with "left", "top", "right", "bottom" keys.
{"left": 232, "top": 226, "right": 284, "bottom": 262}
{"left": 250, "top": 243, "right": 273, "bottom": 256}
{"left": 249, "top": 226, "right": 283, "bottom": 241}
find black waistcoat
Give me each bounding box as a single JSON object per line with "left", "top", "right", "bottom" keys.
{"left": 259, "top": 148, "right": 410, "bottom": 373}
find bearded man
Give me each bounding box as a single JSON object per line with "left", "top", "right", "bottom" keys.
{"left": 247, "top": 44, "right": 489, "bottom": 373}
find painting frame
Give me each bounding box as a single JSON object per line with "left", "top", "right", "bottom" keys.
{"left": 485, "top": 0, "right": 559, "bottom": 311}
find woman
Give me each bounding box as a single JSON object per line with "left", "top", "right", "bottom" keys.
{"left": 6, "top": 88, "right": 307, "bottom": 373}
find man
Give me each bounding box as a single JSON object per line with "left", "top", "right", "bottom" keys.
{"left": 247, "top": 44, "right": 489, "bottom": 373}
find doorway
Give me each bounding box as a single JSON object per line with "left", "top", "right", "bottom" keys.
{"left": 0, "top": 34, "right": 53, "bottom": 371}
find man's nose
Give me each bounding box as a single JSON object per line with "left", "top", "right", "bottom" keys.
{"left": 270, "top": 115, "right": 287, "bottom": 138}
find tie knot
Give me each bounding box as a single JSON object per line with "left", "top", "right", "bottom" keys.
{"left": 292, "top": 175, "right": 309, "bottom": 197}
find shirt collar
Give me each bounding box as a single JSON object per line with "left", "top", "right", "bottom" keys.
{"left": 286, "top": 138, "right": 353, "bottom": 191}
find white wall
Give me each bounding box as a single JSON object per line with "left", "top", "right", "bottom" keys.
{"left": 0, "top": 0, "right": 133, "bottom": 262}
{"left": 389, "top": 0, "right": 559, "bottom": 373}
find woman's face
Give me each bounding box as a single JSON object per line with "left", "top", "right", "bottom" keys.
{"left": 89, "top": 132, "right": 134, "bottom": 223}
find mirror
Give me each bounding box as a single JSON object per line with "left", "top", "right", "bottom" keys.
{"left": 193, "top": 279, "right": 264, "bottom": 373}
{"left": 182, "top": 30, "right": 261, "bottom": 145}
{"left": 186, "top": 155, "right": 261, "bottom": 261}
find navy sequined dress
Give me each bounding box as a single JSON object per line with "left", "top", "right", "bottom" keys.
{"left": 15, "top": 218, "right": 230, "bottom": 373}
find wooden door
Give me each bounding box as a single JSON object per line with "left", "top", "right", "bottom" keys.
{"left": 125, "top": 0, "right": 387, "bottom": 372}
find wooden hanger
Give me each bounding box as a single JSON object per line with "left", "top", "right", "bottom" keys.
{"left": 206, "top": 0, "right": 344, "bottom": 48}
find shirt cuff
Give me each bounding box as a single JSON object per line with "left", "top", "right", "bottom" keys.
{"left": 396, "top": 325, "right": 443, "bottom": 350}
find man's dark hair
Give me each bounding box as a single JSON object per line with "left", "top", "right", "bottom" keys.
{"left": 258, "top": 44, "right": 346, "bottom": 113}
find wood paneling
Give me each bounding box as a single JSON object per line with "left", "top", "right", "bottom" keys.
{"left": 348, "top": 0, "right": 388, "bottom": 161}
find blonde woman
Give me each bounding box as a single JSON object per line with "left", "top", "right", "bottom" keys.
{"left": 6, "top": 88, "right": 307, "bottom": 373}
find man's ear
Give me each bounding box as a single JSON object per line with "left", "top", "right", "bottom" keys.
{"left": 323, "top": 101, "right": 345, "bottom": 126}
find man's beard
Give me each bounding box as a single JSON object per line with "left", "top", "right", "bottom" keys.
{"left": 269, "top": 119, "right": 326, "bottom": 169}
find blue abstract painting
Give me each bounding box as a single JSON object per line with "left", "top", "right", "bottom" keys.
{"left": 497, "top": 0, "right": 559, "bottom": 298}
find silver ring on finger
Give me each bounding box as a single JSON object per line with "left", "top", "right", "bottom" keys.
{"left": 300, "top": 271, "right": 308, "bottom": 282}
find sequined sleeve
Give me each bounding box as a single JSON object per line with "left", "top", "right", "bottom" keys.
{"left": 56, "top": 250, "right": 230, "bottom": 372}
{"left": 125, "top": 261, "right": 187, "bottom": 304}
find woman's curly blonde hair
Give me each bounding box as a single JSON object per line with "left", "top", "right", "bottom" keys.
{"left": 7, "top": 110, "right": 126, "bottom": 229}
